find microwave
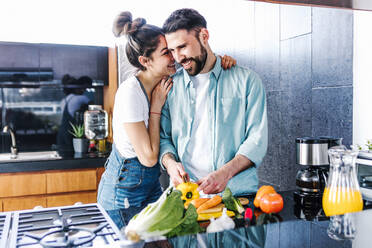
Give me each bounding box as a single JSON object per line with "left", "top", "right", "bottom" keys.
{"left": 357, "top": 157, "right": 372, "bottom": 201}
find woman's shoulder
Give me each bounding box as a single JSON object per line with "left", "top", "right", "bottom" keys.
{"left": 116, "top": 76, "right": 144, "bottom": 101}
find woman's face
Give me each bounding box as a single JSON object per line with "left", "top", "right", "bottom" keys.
{"left": 146, "top": 35, "right": 176, "bottom": 77}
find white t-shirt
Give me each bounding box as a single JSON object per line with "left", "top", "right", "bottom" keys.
{"left": 183, "top": 72, "right": 213, "bottom": 181}
{"left": 112, "top": 76, "right": 149, "bottom": 158}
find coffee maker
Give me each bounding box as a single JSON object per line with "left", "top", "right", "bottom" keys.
{"left": 293, "top": 136, "right": 342, "bottom": 220}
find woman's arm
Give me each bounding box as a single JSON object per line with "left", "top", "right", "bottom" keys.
{"left": 124, "top": 77, "right": 173, "bottom": 167}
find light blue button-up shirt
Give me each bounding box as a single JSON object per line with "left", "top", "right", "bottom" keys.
{"left": 159, "top": 56, "right": 268, "bottom": 195}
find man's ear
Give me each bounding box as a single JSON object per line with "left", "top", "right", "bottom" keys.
{"left": 199, "top": 28, "right": 209, "bottom": 45}
{"left": 138, "top": 56, "right": 149, "bottom": 68}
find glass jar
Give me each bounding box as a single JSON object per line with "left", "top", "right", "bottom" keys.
{"left": 84, "top": 105, "right": 108, "bottom": 140}
{"left": 322, "top": 145, "right": 363, "bottom": 217}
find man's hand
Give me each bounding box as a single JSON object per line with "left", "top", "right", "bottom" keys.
{"left": 166, "top": 161, "right": 189, "bottom": 186}
{"left": 197, "top": 169, "right": 231, "bottom": 194}
{"left": 162, "top": 153, "right": 189, "bottom": 186}
{"left": 197, "top": 154, "right": 253, "bottom": 194}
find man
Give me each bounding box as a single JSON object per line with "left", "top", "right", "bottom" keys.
{"left": 159, "top": 8, "right": 268, "bottom": 195}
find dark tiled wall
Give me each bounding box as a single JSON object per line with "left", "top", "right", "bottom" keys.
{"left": 248, "top": 3, "right": 353, "bottom": 190}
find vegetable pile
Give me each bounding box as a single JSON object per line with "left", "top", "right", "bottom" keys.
{"left": 124, "top": 184, "right": 252, "bottom": 242}
{"left": 124, "top": 187, "right": 202, "bottom": 241}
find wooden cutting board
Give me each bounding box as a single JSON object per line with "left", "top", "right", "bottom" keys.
{"left": 198, "top": 203, "right": 225, "bottom": 214}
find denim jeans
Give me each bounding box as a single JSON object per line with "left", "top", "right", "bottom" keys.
{"left": 97, "top": 145, "right": 162, "bottom": 211}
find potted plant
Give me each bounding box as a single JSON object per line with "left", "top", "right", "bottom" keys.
{"left": 69, "top": 122, "right": 89, "bottom": 153}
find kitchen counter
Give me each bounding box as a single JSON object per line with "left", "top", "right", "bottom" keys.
{"left": 106, "top": 191, "right": 372, "bottom": 248}
{"left": 0, "top": 152, "right": 108, "bottom": 173}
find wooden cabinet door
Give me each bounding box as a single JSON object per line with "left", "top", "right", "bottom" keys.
{"left": 47, "top": 192, "right": 97, "bottom": 208}
{"left": 0, "top": 173, "right": 46, "bottom": 197}
{"left": 3, "top": 196, "right": 47, "bottom": 212}
{"left": 46, "top": 169, "right": 97, "bottom": 194}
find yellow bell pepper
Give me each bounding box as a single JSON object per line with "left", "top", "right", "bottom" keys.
{"left": 176, "top": 181, "right": 200, "bottom": 207}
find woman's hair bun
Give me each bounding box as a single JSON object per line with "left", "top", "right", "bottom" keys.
{"left": 130, "top": 18, "right": 146, "bottom": 33}
{"left": 112, "top": 11, "right": 147, "bottom": 37}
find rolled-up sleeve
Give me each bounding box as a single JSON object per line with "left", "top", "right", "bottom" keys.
{"left": 236, "top": 72, "right": 268, "bottom": 167}
{"left": 159, "top": 100, "right": 179, "bottom": 169}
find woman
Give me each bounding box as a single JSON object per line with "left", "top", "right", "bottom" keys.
{"left": 97, "top": 11, "right": 236, "bottom": 211}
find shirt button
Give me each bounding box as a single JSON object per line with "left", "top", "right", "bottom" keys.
{"left": 191, "top": 100, "right": 195, "bottom": 104}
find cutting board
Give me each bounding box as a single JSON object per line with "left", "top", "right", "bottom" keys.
{"left": 198, "top": 203, "right": 225, "bottom": 214}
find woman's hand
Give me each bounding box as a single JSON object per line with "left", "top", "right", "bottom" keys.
{"left": 150, "top": 77, "right": 173, "bottom": 112}
{"left": 220, "top": 55, "right": 237, "bottom": 70}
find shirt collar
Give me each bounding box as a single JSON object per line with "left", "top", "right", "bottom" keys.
{"left": 182, "top": 54, "right": 222, "bottom": 88}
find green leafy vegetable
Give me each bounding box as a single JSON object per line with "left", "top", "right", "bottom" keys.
{"left": 222, "top": 187, "right": 245, "bottom": 215}
{"left": 125, "top": 186, "right": 201, "bottom": 241}
{"left": 166, "top": 204, "right": 203, "bottom": 238}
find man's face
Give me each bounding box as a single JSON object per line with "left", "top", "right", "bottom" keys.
{"left": 165, "top": 29, "right": 207, "bottom": 76}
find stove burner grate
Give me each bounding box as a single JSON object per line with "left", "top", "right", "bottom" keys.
{"left": 24, "top": 217, "right": 108, "bottom": 248}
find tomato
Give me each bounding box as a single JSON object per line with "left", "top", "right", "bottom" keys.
{"left": 254, "top": 185, "right": 276, "bottom": 208}
{"left": 259, "top": 193, "right": 284, "bottom": 214}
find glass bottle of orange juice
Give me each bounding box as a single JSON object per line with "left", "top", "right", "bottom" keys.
{"left": 322, "top": 146, "right": 363, "bottom": 216}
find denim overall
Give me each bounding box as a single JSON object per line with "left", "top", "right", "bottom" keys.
{"left": 97, "top": 144, "right": 162, "bottom": 211}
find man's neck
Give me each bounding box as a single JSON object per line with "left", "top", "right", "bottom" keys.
{"left": 200, "top": 50, "right": 216, "bottom": 74}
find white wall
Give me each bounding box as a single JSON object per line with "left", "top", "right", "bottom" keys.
{"left": 353, "top": 10, "right": 372, "bottom": 145}
{"left": 0, "top": 0, "right": 243, "bottom": 46}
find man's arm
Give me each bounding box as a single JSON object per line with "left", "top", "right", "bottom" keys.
{"left": 198, "top": 72, "right": 268, "bottom": 194}
{"left": 159, "top": 100, "right": 189, "bottom": 186}
{"left": 162, "top": 153, "right": 189, "bottom": 186}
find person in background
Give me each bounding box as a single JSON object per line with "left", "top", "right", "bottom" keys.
{"left": 97, "top": 11, "right": 237, "bottom": 215}
{"left": 57, "top": 74, "right": 92, "bottom": 154}
{"left": 160, "top": 8, "right": 268, "bottom": 196}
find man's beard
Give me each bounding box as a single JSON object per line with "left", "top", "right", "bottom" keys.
{"left": 182, "top": 43, "right": 208, "bottom": 76}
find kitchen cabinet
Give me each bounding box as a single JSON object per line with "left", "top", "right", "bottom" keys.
{"left": 39, "top": 44, "right": 108, "bottom": 80}
{"left": 47, "top": 192, "right": 97, "bottom": 208}
{"left": 0, "top": 42, "right": 39, "bottom": 68}
{"left": 46, "top": 170, "right": 97, "bottom": 194}
{"left": 0, "top": 167, "right": 105, "bottom": 212}
{"left": 0, "top": 41, "right": 108, "bottom": 81}
{"left": 0, "top": 173, "right": 46, "bottom": 197}
{"left": 3, "top": 196, "right": 47, "bottom": 212}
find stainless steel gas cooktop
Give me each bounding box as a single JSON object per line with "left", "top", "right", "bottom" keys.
{"left": 1, "top": 203, "right": 124, "bottom": 247}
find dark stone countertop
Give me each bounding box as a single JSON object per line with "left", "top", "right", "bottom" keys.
{"left": 107, "top": 190, "right": 372, "bottom": 248}
{"left": 0, "top": 152, "right": 108, "bottom": 173}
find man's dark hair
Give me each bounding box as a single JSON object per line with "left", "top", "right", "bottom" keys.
{"left": 162, "top": 8, "right": 207, "bottom": 34}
